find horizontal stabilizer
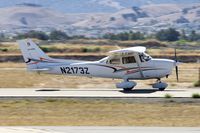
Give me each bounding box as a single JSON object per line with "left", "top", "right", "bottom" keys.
{"left": 29, "top": 68, "right": 50, "bottom": 72}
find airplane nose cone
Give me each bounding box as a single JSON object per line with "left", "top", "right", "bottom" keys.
{"left": 175, "top": 61, "right": 181, "bottom": 66}
{"left": 172, "top": 60, "right": 177, "bottom": 67}
{"left": 169, "top": 60, "right": 182, "bottom": 69}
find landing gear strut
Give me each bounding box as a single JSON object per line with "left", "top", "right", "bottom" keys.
{"left": 152, "top": 79, "right": 168, "bottom": 91}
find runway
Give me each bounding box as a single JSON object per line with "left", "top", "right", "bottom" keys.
{"left": 0, "top": 127, "right": 200, "bottom": 133}
{"left": 0, "top": 88, "right": 199, "bottom": 98}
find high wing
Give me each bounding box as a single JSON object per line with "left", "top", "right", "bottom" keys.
{"left": 109, "top": 46, "right": 146, "bottom": 55}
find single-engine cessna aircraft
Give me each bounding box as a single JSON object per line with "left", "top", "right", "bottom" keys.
{"left": 18, "top": 39, "right": 179, "bottom": 91}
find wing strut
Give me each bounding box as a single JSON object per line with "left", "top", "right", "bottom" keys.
{"left": 135, "top": 54, "right": 145, "bottom": 78}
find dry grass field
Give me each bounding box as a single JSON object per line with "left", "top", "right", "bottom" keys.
{"left": 0, "top": 99, "right": 200, "bottom": 126}
{"left": 0, "top": 40, "right": 200, "bottom": 56}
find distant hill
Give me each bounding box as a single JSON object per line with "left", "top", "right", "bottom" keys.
{"left": 0, "top": 5, "right": 105, "bottom": 31}
{"left": 73, "top": 4, "right": 200, "bottom": 27}
{"left": 0, "top": 3, "right": 200, "bottom": 36}
{"left": 0, "top": 5, "right": 80, "bottom": 30}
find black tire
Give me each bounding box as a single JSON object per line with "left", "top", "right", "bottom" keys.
{"left": 159, "top": 88, "right": 165, "bottom": 91}
{"left": 123, "top": 88, "right": 133, "bottom": 91}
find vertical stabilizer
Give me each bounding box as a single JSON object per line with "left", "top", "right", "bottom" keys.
{"left": 17, "top": 39, "right": 51, "bottom": 70}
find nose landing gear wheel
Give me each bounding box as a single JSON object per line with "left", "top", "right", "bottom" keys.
{"left": 152, "top": 79, "right": 168, "bottom": 91}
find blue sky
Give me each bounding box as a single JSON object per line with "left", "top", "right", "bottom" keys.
{"left": 0, "top": 0, "right": 199, "bottom": 13}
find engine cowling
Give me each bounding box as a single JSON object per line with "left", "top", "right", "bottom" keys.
{"left": 116, "top": 81, "right": 137, "bottom": 89}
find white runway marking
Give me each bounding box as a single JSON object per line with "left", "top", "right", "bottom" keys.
{"left": 0, "top": 68, "right": 25, "bottom": 71}
{"left": 0, "top": 88, "right": 199, "bottom": 98}
{"left": 0, "top": 127, "right": 200, "bottom": 133}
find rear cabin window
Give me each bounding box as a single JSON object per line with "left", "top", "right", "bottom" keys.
{"left": 122, "top": 56, "right": 136, "bottom": 64}
{"left": 109, "top": 58, "right": 121, "bottom": 64}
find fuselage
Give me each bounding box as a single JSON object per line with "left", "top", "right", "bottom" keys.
{"left": 37, "top": 55, "right": 175, "bottom": 80}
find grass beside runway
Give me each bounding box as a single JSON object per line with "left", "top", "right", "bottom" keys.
{"left": 0, "top": 99, "right": 200, "bottom": 126}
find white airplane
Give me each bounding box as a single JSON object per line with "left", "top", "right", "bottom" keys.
{"left": 18, "top": 39, "right": 179, "bottom": 91}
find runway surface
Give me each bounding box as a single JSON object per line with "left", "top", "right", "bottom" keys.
{"left": 0, "top": 88, "right": 199, "bottom": 98}
{"left": 0, "top": 127, "right": 200, "bottom": 133}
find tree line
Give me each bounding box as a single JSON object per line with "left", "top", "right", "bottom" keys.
{"left": 103, "top": 28, "right": 200, "bottom": 42}
{"left": 14, "top": 30, "right": 86, "bottom": 41}
{"left": 0, "top": 28, "right": 200, "bottom": 42}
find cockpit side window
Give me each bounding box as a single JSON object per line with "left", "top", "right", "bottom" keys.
{"left": 122, "top": 56, "right": 136, "bottom": 64}
{"left": 139, "top": 53, "right": 151, "bottom": 62}
{"left": 139, "top": 54, "right": 145, "bottom": 62}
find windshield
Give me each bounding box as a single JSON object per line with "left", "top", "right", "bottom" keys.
{"left": 139, "top": 53, "right": 151, "bottom": 62}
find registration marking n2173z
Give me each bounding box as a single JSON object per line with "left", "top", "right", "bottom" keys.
{"left": 60, "top": 67, "right": 90, "bottom": 74}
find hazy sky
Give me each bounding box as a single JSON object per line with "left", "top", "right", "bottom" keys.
{"left": 0, "top": 0, "right": 199, "bottom": 13}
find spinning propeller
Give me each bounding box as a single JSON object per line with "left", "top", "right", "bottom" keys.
{"left": 174, "top": 48, "right": 179, "bottom": 82}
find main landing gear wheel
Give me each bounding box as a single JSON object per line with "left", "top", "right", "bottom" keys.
{"left": 116, "top": 78, "right": 137, "bottom": 91}
{"left": 158, "top": 88, "right": 166, "bottom": 91}
{"left": 152, "top": 79, "right": 168, "bottom": 91}
{"left": 123, "top": 88, "right": 133, "bottom": 91}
